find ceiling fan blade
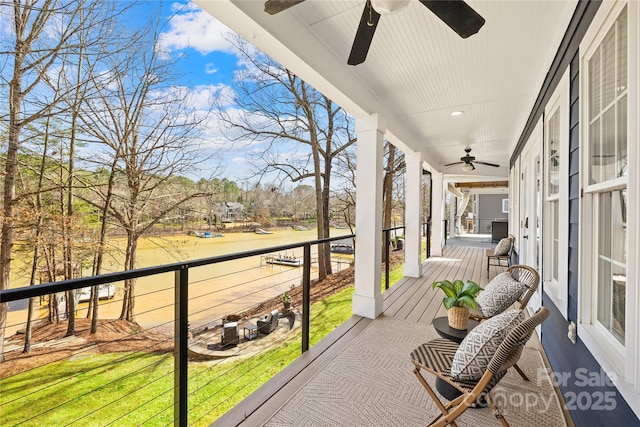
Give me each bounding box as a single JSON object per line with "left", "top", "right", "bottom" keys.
{"left": 348, "top": 1, "right": 381, "bottom": 66}
{"left": 419, "top": 0, "right": 485, "bottom": 38}
{"left": 443, "top": 161, "right": 464, "bottom": 167}
{"left": 264, "top": 0, "right": 305, "bottom": 15}
{"left": 474, "top": 161, "right": 500, "bottom": 168}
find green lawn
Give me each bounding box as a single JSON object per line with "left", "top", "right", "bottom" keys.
{"left": 0, "top": 287, "right": 355, "bottom": 427}
{"left": 1, "top": 262, "right": 405, "bottom": 427}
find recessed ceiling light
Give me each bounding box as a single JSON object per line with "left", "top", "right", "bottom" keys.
{"left": 451, "top": 111, "right": 464, "bottom": 116}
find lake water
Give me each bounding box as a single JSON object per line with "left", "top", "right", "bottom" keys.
{"left": 5, "top": 227, "right": 353, "bottom": 335}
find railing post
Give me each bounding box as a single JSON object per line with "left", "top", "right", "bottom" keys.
{"left": 174, "top": 266, "right": 189, "bottom": 427}
{"left": 301, "top": 244, "right": 311, "bottom": 353}
{"left": 384, "top": 230, "right": 390, "bottom": 290}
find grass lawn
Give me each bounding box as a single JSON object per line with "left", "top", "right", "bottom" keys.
{"left": 1, "top": 262, "right": 404, "bottom": 426}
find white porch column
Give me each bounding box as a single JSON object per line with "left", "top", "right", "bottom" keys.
{"left": 449, "top": 200, "right": 457, "bottom": 238}
{"left": 404, "top": 150, "right": 423, "bottom": 277}
{"left": 430, "top": 171, "right": 444, "bottom": 256}
{"left": 353, "top": 114, "right": 384, "bottom": 319}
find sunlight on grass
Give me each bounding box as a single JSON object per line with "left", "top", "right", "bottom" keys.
{"left": 0, "top": 286, "right": 356, "bottom": 427}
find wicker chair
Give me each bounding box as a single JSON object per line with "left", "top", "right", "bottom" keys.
{"left": 470, "top": 264, "right": 540, "bottom": 381}
{"left": 486, "top": 236, "right": 514, "bottom": 278}
{"left": 470, "top": 264, "right": 540, "bottom": 322}
{"left": 410, "top": 307, "right": 550, "bottom": 427}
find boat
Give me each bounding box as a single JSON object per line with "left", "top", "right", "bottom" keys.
{"left": 330, "top": 243, "right": 354, "bottom": 254}
{"left": 265, "top": 254, "right": 303, "bottom": 267}
{"left": 199, "top": 231, "right": 223, "bottom": 238}
{"left": 77, "top": 283, "right": 116, "bottom": 303}
{"left": 254, "top": 228, "right": 273, "bottom": 235}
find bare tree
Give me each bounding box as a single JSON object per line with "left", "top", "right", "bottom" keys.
{"left": 0, "top": 0, "right": 109, "bottom": 362}
{"left": 75, "top": 16, "right": 210, "bottom": 322}
{"left": 383, "top": 143, "right": 406, "bottom": 230}
{"left": 216, "top": 35, "right": 356, "bottom": 280}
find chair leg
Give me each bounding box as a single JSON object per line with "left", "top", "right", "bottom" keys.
{"left": 485, "top": 394, "right": 510, "bottom": 427}
{"left": 414, "top": 368, "right": 456, "bottom": 426}
{"left": 513, "top": 363, "right": 530, "bottom": 381}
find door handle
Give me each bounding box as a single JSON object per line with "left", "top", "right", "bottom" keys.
{"left": 523, "top": 235, "right": 529, "bottom": 239}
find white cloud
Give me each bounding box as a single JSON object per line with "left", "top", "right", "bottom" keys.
{"left": 158, "top": 1, "right": 236, "bottom": 56}
{"left": 204, "top": 63, "right": 218, "bottom": 74}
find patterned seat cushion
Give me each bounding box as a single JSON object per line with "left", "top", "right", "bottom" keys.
{"left": 450, "top": 309, "right": 524, "bottom": 381}
{"left": 476, "top": 272, "right": 527, "bottom": 317}
{"left": 493, "top": 237, "right": 512, "bottom": 256}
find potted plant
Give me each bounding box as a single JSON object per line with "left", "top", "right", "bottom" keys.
{"left": 432, "top": 279, "right": 482, "bottom": 330}
{"left": 280, "top": 291, "right": 292, "bottom": 312}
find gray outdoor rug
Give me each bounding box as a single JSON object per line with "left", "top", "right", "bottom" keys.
{"left": 264, "top": 315, "right": 566, "bottom": 427}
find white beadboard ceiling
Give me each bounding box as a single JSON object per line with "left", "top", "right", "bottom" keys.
{"left": 198, "top": 0, "right": 577, "bottom": 181}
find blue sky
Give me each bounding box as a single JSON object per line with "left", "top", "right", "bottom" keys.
{"left": 151, "top": 1, "right": 326, "bottom": 189}
{"left": 155, "top": 1, "right": 326, "bottom": 190}
{"left": 153, "top": 1, "right": 251, "bottom": 182}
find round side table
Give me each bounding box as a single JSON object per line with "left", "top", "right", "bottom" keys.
{"left": 432, "top": 316, "right": 479, "bottom": 344}
{"left": 431, "top": 316, "right": 480, "bottom": 401}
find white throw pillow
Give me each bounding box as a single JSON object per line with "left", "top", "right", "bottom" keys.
{"left": 450, "top": 309, "right": 524, "bottom": 381}
{"left": 493, "top": 237, "right": 512, "bottom": 256}
{"left": 476, "top": 272, "right": 527, "bottom": 317}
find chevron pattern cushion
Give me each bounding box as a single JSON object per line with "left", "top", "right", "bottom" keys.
{"left": 450, "top": 309, "right": 524, "bottom": 380}
{"left": 476, "top": 272, "right": 527, "bottom": 317}
{"left": 493, "top": 237, "right": 512, "bottom": 256}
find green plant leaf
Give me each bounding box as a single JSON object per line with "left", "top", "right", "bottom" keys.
{"left": 452, "top": 279, "right": 465, "bottom": 295}
{"left": 461, "top": 280, "right": 482, "bottom": 297}
{"left": 432, "top": 280, "right": 457, "bottom": 298}
{"left": 443, "top": 296, "right": 457, "bottom": 310}
{"left": 457, "top": 295, "right": 477, "bottom": 309}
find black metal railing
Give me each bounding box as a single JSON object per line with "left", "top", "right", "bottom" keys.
{"left": 1, "top": 234, "right": 355, "bottom": 426}
{"left": 382, "top": 223, "right": 430, "bottom": 290}
{"left": 0, "top": 223, "right": 432, "bottom": 425}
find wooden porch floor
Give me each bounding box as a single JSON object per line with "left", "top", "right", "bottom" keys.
{"left": 214, "top": 242, "right": 527, "bottom": 426}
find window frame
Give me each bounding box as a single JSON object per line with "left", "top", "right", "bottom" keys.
{"left": 578, "top": 0, "right": 638, "bottom": 395}
{"left": 543, "top": 70, "right": 569, "bottom": 317}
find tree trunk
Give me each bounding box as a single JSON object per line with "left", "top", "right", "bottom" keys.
{"left": 119, "top": 232, "right": 138, "bottom": 322}
{"left": 0, "top": 25, "right": 25, "bottom": 362}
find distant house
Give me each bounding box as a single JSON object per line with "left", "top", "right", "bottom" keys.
{"left": 221, "top": 202, "right": 247, "bottom": 223}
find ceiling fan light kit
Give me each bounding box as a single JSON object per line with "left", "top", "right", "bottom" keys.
{"left": 444, "top": 148, "right": 500, "bottom": 172}
{"left": 370, "top": 0, "right": 410, "bottom": 15}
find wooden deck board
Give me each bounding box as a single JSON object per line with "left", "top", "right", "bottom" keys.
{"left": 225, "top": 241, "right": 512, "bottom": 426}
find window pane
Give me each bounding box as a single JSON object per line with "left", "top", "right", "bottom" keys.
{"left": 589, "top": 119, "right": 600, "bottom": 184}
{"left": 602, "top": 106, "right": 615, "bottom": 181}
{"left": 548, "top": 110, "right": 560, "bottom": 195}
{"left": 589, "top": 47, "right": 601, "bottom": 119}
{"left": 588, "top": 5, "right": 627, "bottom": 186}
{"left": 617, "top": 8, "right": 627, "bottom": 93}
{"left": 596, "top": 190, "right": 626, "bottom": 345}
{"left": 617, "top": 95, "right": 627, "bottom": 177}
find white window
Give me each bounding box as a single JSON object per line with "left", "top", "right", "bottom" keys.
{"left": 579, "top": 0, "right": 639, "bottom": 413}
{"left": 587, "top": 5, "right": 628, "bottom": 346}
{"left": 588, "top": 7, "right": 628, "bottom": 184}
{"left": 596, "top": 189, "right": 627, "bottom": 344}
{"left": 543, "top": 70, "right": 569, "bottom": 315}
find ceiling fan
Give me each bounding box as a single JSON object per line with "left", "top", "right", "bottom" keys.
{"left": 264, "top": 0, "right": 485, "bottom": 65}
{"left": 444, "top": 148, "right": 499, "bottom": 172}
